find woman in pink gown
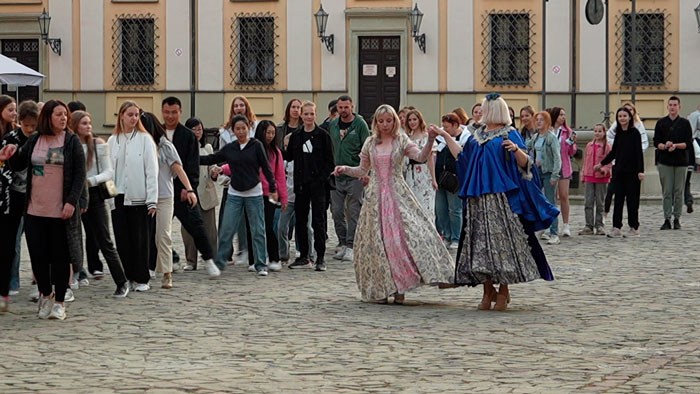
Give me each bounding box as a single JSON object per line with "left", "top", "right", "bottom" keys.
{"left": 333, "top": 105, "right": 454, "bottom": 304}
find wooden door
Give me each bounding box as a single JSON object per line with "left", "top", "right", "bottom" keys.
{"left": 358, "top": 36, "right": 401, "bottom": 122}
{"left": 1, "top": 39, "right": 40, "bottom": 103}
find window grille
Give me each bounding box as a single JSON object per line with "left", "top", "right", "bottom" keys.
{"left": 111, "top": 14, "right": 159, "bottom": 89}
{"left": 230, "top": 13, "right": 279, "bottom": 89}
{"left": 481, "top": 10, "right": 536, "bottom": 86}
{"left": 615, "top": 11, "right": 670, "bottom": 87}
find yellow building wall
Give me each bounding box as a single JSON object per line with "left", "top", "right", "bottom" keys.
{"left": 0, "top": 0, "right": 47, "bottom": 13}
{"left": 346, "top": 0, "right": 411, "bottom": 8}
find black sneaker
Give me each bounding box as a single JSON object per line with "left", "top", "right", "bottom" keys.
{"left": 112, "top": 283, "right": 129, "bottom": 298}
{"left": 315, "top": 261, "right": 327, "bottom": 272}
{"left": 660, "top": 220, "right": 672, "bottom": 230}
{"left": 687, "top": 204, "right": 693, "bottom": 214}
{"left": 673, "top": 218, "right": 681, "bottom": 230}
{"left": 288, "top": 258, "right": 312, "bottom": 269}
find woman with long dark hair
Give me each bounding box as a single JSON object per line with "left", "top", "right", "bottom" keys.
{"left": 548, "top": 107, "right": 577, "bottom": 237}
{"left": 0, "top": 100, "right": 87, "bottom": 319}
{"left": 0, "top": 95, "right": 17, "bottom": 139}
{"left": 276, "top": 98, "right": 302, "bottom": 150}
{"left": 71, "top": 111, "right": 129, "bottom": 297}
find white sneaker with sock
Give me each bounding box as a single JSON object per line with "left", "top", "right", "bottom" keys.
{"left": 205, "top": 259, "right": 220, "bottom": 278}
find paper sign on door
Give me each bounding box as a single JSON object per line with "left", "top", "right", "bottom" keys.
{"left": 363, "top": 64, "right": 377, "bottom": 76}
{"left": 386, "top": 66, "right": 396, "bottom": 78}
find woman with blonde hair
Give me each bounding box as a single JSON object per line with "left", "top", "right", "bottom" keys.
{"left": 434, "top": 94, "right": 557, "bottom": 311}
{"left": 107, "top": 101, "right": 159, "bottom": 292}
{"left": 70, "top": 111, "right": 129, "bottom": 297}
{"left": 333, "top": 104, "right": 454, "bottom": 304}
{"left": 404, "top": 109, "right": 438, "bottom": 216}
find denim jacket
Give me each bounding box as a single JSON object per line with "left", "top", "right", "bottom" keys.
{"left": 527, "top": 131, "right": 562, "bottom": 181}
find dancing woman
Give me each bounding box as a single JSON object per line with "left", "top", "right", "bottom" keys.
{"left": 333, "top": 104, "right": 454, "bottom": 304}
{"left": 435, "top": 94, "right": 558, "bottom": 311}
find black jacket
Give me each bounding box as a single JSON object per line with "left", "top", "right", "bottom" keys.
{"left": 283, "top": 125, "right": 335, "bottom": 193}
{"left": 169, "top": 123, "right": 200, "bottom": 191}
{"left": 200, "top": 138, "right": 276, "bottom": 193}
{"left": 653, "top": 116, "right": 693, "bottom": 167}
{"left": 8, "top": 131, "right": 87, "bottom": 268}
{"left": 601, "top": 127, "right": 644, "bottom": 175}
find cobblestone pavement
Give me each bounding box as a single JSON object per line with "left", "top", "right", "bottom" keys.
{"left": 2, "top": 177, "right": 700, "bottom": 393}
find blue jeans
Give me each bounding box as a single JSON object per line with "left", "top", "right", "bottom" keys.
{"left": 216, "top": 194, "right": 267, "bottom": 271}
{"left": 277, "top": 201, "right": 315, "bottom": 262}
{"left": 435, "top": 187, "right": 462, "bottom": 243}
{"left": 539, "top": 168, "right": 559, "bottom": 235}
{"left": 9, "top": 217, "right": 23, "bottom": 291}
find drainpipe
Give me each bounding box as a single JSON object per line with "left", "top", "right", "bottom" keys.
{"left": 541, "top": 0, "right": 548, "bottom": 109}
{"left": 570, "top": 0, "right": 577, "bottom": 127}
{"left": 604, "top": 0, "right": 610, "bottom": 127}
{"left": 630, "top": 0, "right": 636, "bottom": 104}
{"left": 190, "top": 0, "right": 196, "bottom": 118}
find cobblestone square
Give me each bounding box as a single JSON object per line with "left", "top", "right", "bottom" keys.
{"left": 2, "top": 176, "right": 700, "bottom": 393}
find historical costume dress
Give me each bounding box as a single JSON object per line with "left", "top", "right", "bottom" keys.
{"left": 404, "top": 133, "right": 437, "bottom": 216}
{"left": 344, "top": 133, "right": 454, "bottom": 302}
{"left": 455, "top": 125, "right": 558, "bottom": 285}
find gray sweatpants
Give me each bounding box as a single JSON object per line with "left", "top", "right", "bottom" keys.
{"left": 331, "top": 177, "right": 364, "bottom": 248}
{"left": 658, "top": 164, "right": 686, "bottom": 220}
{"left": 584, "top": 182, "right": 606, "bottom": 230}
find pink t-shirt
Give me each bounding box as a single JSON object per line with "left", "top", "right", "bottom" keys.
{"left": 28, "top": 132, "right": 65, "bottom": 218}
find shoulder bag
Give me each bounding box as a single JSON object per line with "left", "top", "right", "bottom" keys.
{"left": 94, "top": 140, "right": 118, "bottom": 200}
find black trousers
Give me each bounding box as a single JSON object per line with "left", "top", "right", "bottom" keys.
{"left": 685, "top": 169, "right": 694, "bottom": 206}
{"left": 295, "top": 183, "right": 327, "bottom": 262}
{"left": 264, "top": 198, "right": 280, "bottom": 262}
{"left": 112, "top": 195, "right": 151, "bottom": 284}
{"left": 174, "top": 193, "right": 213, "bottom": 261}
{"left": 82, "top": 188, "right": 127, "bottom": 286}
{"left": 604, "top": 167, "right": 616, "bottom": 213}
{"left": 0, "top": 191, "right": 24, "bottom": 297}
{"left": 612, "top": 173, "right": 641, "bottom": 230}
{"left": 25, "top": 215, "right": 71, "bottom": 302}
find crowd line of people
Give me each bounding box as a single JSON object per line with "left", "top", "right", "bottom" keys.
{"left": 0, "top": 92, "right": 698, "bottom": 318}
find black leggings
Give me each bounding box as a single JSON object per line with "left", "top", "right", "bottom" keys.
{"left": 111, "top": 195, "right": 151, "bottom": 284}
{"left": 82, "top": 188, "right": 127, "bottom": 286}
{"left": 25, "top": 215, "right": 71, "bottom": 302}
{"left": 0, "top": 191, "right": 24, "bottom": 297}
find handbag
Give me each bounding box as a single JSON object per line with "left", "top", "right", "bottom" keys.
{"left": 438, "top": 170, "right": 459, "bottom": 193}
{"left": 93, "top": 140, "right": 118, "bottom": 200}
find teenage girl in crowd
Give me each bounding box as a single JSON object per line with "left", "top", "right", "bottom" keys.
{"left": 181, "top": 118, "right": 219, "bottom": 271}
{"left": 202, "top": 115, "right": 278, "bottom": 277}
{"left": 598, "top": 107, "right": 645, "bottom": 238}
{"left": 72, "top": 110, "right": 129, "bottom": 297}
{"left": 276, "top": 98, "right": 302, "bottom": 151}
{"left": 0, "top": 100, "right": 87, "bottom": 320}
{"left": 219, "top": 95, "right": 258, "bottom": 264}
{"left": 527, "top": 111, "right": 562, "bottom": 245}
{"left": 404, "top": 109, "right": 437, "bottom": 216}
{"left": 548, "top": 107, "right": 577, "bottom": 238}
{"left": 579, "top": 124, "right": 612, "bottom": 235}
{"left": 0, "top": 100, "right": 37, "bottom": 312}
{"left": 470, "top": 103, "right": 483, "bottom": 126}
{"left": 108, "top": 101, "right": 159, "bottom": 292}
{"left": 141, "top": 112, "right": 199, "bottom": 289}
{"left": 0, "top": 95, "right": 17, "bottom": 138}
{"left": 519, "top": 106, "right": 536, "bottom": 147}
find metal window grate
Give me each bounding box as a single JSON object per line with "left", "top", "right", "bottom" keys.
{"left": 111, "top": 14, "right": 159, "bottom": 89}
{"left": 230, "top": 13, "right": 279, "bottom": 89}
{"left": 614, "top": 10, "right": 671, "bottom": 87}
{"left": 481, "top": 10, "right": 536, "bottom": 87}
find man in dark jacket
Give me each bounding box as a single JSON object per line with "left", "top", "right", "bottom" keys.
{"left": 161, "top": 97, "right": 216, "bottom": 274}
{"left": 654, "top": 96, "right": 694, "bottom": 230}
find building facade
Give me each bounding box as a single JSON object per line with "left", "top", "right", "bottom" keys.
{"left": 1, "top": 0, "right": 700, "bottom": 136}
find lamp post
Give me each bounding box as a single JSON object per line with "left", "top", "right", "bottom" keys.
{"left": 695, "top": 2, "right": 700, "bottom": 32}
{"left": 409, "top": 4, "right": 426, "bottom": 53}
{"left": 38, "top": 9, "right": 61, "bottom": 56}
{"left": 314, "top": 4, "right": 334, "bottom": 54}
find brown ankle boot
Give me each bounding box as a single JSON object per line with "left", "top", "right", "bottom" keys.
{"left": 493, "top": 293, "right": 510, "bottom": 311}
{"left": 478, "top": 290, "right": 497, "bottom": 310}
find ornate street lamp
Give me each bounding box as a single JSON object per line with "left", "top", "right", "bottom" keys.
{"left": 38, "top": 9, "right": 61, "bottom": 56}
{"left": 314, "top": 4, "right": 334, "bottom": 54}
{"left": 695, "top": 2, "right": 700, "bottom": 33}
{"left": 409, "top": 4, "right": 426, "bottom": 53}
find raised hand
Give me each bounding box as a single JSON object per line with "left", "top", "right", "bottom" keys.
{"left": 0, "top": 144, "right": 17, "bottom": 161}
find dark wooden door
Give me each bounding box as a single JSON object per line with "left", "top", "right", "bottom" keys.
{"left": 358, "top": 36, "right": 401, "bottom": 122}
{"left": 1, "top": 39, "right": 40, "bottom": 103}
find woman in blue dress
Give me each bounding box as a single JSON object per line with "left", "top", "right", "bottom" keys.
{"left": 431, "top": 94, "right": 558, "bottom": 311}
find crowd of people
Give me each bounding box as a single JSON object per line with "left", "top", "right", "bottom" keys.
{"left": 0, "top": 92, "right": 698, "bottom": 318}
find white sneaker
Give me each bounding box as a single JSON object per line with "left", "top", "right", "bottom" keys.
{"left": 0, "top": 297, "right": 8, "bottom": 313}
{"left": 205, "top": 260, "right": 221, "bottom": 278}
{"left": 547, "top": 235, "right": 561, "bottom": 245}
{"left": 247, "top": 264, "right": 257, "bottom": 272}
{"left": 149, "top": 270, "right": 156, "bottom": 279}
{"left": 268, "top": 261, "right": 282, "bottom": 272}
{"left": 333, "top": 246, "right": 347, "bottom": 260}
{"left": 70, "top": 276, "right": 79, "bottom": 290}
{"left": 342, "top": 248, "right": 354, "bottom": 261}
{"left": 133, "top": 283, "right": 150, "bottom": 292}
{"left": 449, "top": 242, "right": 459, "bottom": 250}
{"left": 234, "top": 250, "right": 248, "bottom": 265}
{"left": 257, "top": 269, "right": 269, "bottom": 277}
{"left": 38, "top": 296, "right": 54, "bottom": 319}
{"left": 64, "top": 288, "right": 75, "bottom": 303}
{"left": 29, "top": 285, "right": 39, "bottom": 302}
{"left": 8, "top": 289, "right": 19, "bottom": 296}
{"left": 561, "top": 224, "right": 571, "bottom": 237}
{"left": 540, "top": 232, "right": 551, "bottom": 240}
{"left": 79, "top": 278, "right": 89, "bottom": 287}
{"left": 48, "top": 303, "right": 66, "bottom": 320}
